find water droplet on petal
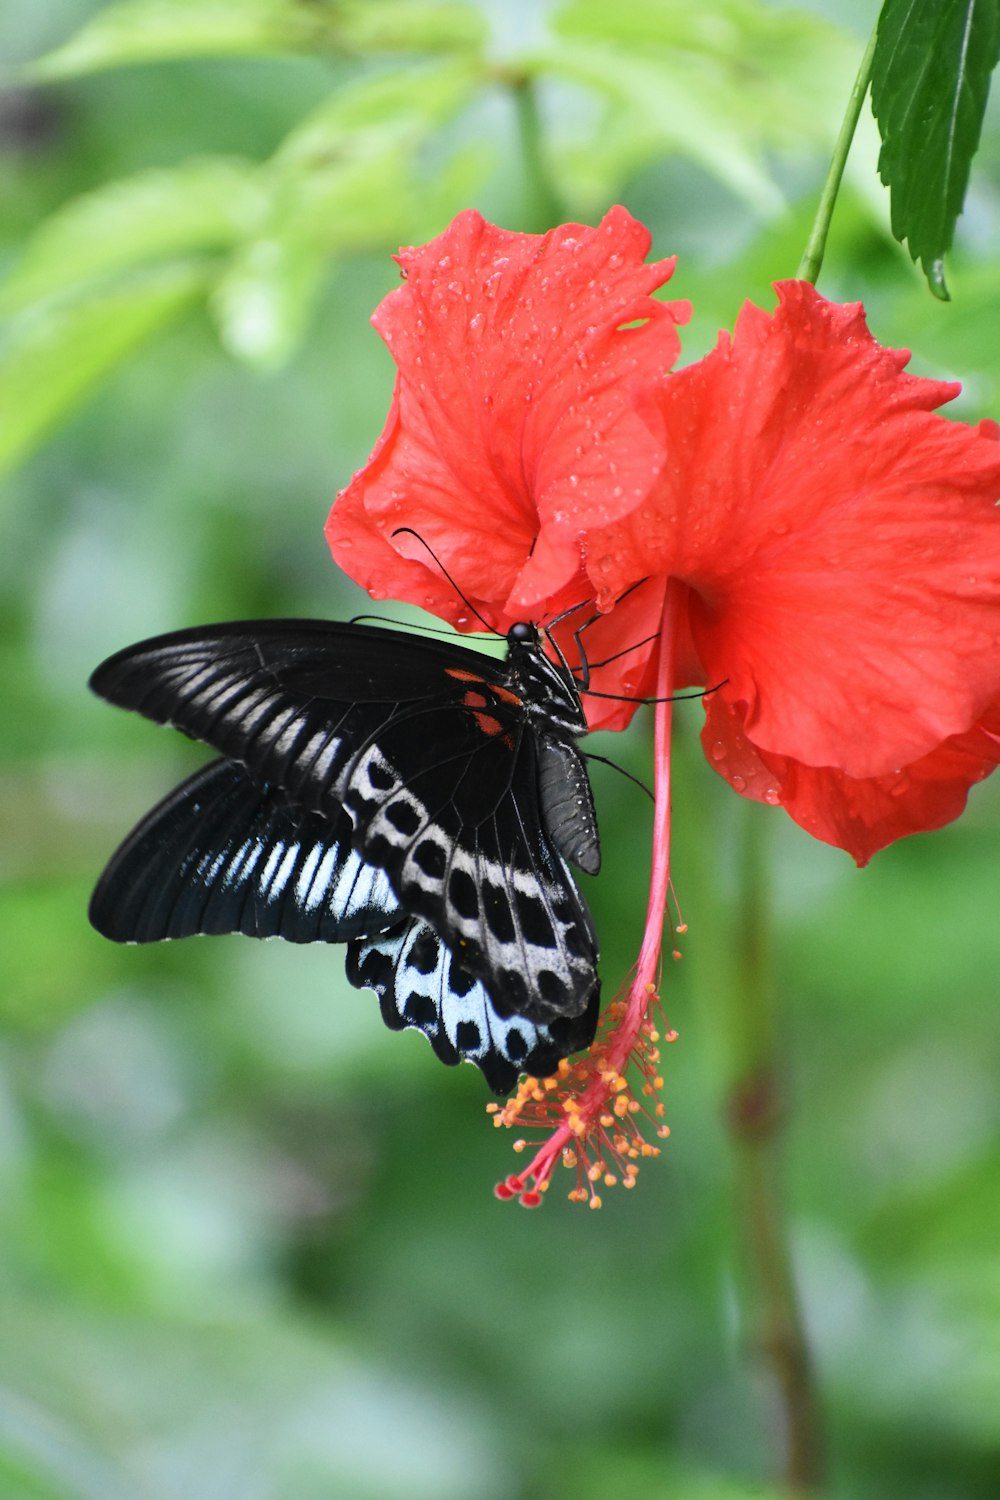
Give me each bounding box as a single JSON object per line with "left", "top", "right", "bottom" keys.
{"left": 763, "top": 788, "right": 781, "bottom": 806}
{"left": 731, "top": 775, "right": 746, "bottom": 792}
{"left": 709, "top": 742, "right": 726, "bottom": 763}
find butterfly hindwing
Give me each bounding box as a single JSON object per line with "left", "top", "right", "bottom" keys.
{"left": 347, "top": 921, "right": 600, "bottom": 1095}
{"left": 89, "top": 758, "right": 400, "bottom": 945}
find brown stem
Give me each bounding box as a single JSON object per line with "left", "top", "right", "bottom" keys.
{"left": 726, "top": 803, "right": 824, "bottom": 1495}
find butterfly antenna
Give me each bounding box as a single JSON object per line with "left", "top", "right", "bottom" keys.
{"left": 391, "top": 527, "right": 496, "bottom": 634}
{"left": 348, "top": 613, "right": 484, "bottom": 639}
{"left": 580, "top": 681, "right": 728, "bottom": 706}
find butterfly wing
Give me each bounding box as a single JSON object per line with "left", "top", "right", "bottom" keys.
{"left": 342, "top": 692, "right": 598, "bottom": 1025}
{"left": 89, "top": 758, "right": 597, "bottom": 1091}
{"left": 88, "top": 620, "right": 480, "bottom": 817}
{"left": 89, "top": 757, "right": 400, "bottom": 944}
{"left": 348, "top": 923, "right": 600, "bottom": 1095}
{"left": 90, "top": 621, "right": 599, "bottom": 1025}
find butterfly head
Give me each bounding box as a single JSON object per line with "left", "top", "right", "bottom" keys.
{"left": 505, "top": 620, "right": 588, "bottom": 739}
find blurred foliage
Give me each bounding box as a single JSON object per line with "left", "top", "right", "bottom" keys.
{"left": 1, "top": 1, "right": 999, "bottom": 1498}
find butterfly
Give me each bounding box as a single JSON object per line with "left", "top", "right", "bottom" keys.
{"left": 88, "top": 617, "right": 603, "bottom": 1093}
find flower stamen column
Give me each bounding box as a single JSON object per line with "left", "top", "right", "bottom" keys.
{"left": 493, "top": 579, "right": 683, "bottom": 1205}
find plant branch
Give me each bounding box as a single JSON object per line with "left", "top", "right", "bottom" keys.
{"left": 726, "top": 804, "right": 824, "bottom": 1495}
{"left": 508, "top": 71, "right": 565, "bottom": 228}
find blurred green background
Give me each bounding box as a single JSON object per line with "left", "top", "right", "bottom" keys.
{"left": 2, "top": 2, "right": 999, "bottom": 1497}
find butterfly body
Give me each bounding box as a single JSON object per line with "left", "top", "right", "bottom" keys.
{"left": 89, "top": 618, "right": 602, "bottom": 1092}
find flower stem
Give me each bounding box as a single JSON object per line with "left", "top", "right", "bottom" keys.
{"left": 796, "top": 20, "right": 879, "bottom": 285}
{"left": 726, "top": 804, "right": 824, "bottom": 1494}
{"left": 509, "top": 73, "right": 565, "bottom": 228}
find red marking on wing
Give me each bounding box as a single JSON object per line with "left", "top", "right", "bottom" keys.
{"left": 445, "top": 666, "right": 523, "bottom": 709}
{"left": 473, "top": 711, "right": 504, "bottom": 738}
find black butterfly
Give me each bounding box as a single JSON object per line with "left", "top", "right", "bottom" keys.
{"left": 88, "top": 618, "right": 602, "bottom": 1093}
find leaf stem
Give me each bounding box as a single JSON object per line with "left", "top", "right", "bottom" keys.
{"left": 726, "top": 804, "right": 824, "bottom": 1494}
{"left": 796, "top": 21, "right": 880, "bottom": 284}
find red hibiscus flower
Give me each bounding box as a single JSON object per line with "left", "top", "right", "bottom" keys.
{"left": 582, "top": 283, "right": 1000, "bottom": 865}
{"left": 327, "top": 209, "right": 1000, "bottom": 1204}
{"left": 326, "top": 205, "right": 690, "bottom": 630}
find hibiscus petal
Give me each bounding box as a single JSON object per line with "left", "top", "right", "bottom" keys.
{"left": 327, "top": 206, "right": 689, "bottom": 631}
{"left": 703, "top": 693, "right": 1000, "bottom": 865}
{"left": 590, "top": 281, "right": 1000, "bottom": 779}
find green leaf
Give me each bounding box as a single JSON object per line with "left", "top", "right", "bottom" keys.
{"left": 0, "top": 263, "right": 207, "bottom": 481}
{"left": 871, "top": 0, "right": 1000, "bottom": 299}
{"left": 24, "top": 0, "right": 304, "bottom": 76}
{"left": 211, "top": 240, "right": 328, "bottom": 368}
{"left": 24, "top": 0, "right": 484, "bottom": 80}
{"left": 544, "top": 0, "right": 857, "bottom": 214}
{"left": 0, "top": 158, "right": 263, "bottom": 317}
